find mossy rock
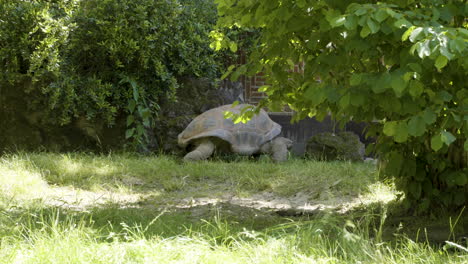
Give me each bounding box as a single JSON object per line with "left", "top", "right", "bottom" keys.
{"left": 305, "top": 132, "right": 365, "bottom": 161}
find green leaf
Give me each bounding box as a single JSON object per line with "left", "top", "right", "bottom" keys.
{"left": 449, "top": 38, "right": 465, "bottom": 54}
{"left": 408, "top": 116, "right": 426, "bottom": 137}
{"left": 350, "top": 93, "right": 365, "bottom": 106}
{"left": 360, "top": 25, "right": 371, "bottom": 38}
{"left": 440, "top": 46, "right": 454, "bottom": 60}
{"left": 296, "top": 0, "right": 306, "bottom": 8}
{"left": 391, "top": 75, "right": 407, "bottom": 96}
{"left": 401, "top": 26, "right": 415, "bottom": 41}
{"left": 258, "top": 85, "right": 270, "bottom": 92}
{"left": 355, "top": 7, "right": 368, "bottom": 16}
{"left": 383, "top": 121, "right": 398, "bottom": 136}
{"left": 330, "top": 15, "right": 346, "bottom": 28}
{"left": 384, "top": 152, "right": 404, "bottom": 176}
{"left": 438, "top": 91, "right": 453, "bottom": 102}
{"left": 126, "top": 115, "right": 135, "bottom": 126}
{"left": 373, "top": 72, "right": 391, "bottom": 93}
{"left": 221, "top": 70, "right": 232, "bottom": 80}
{"left": 350, "top": 74, "right": 361, "bottom": 86}
{"left": 431, "top": 134, "right": 443, "bottom": 151}
{"left": 422, "top": 109, "right": 437, "bottom": 124}
{"left": 417, "top": 40, "right": 431, "bottom": 58}
{"left": 441, "top": 131, "right": 456, "bottom": 146}
{"left": 464, "top": 139, "right": 468, "bottom": 151}
{"left": 339, "top": 93, "right": 351, "bottom": 108}
{"left": 128, "top": 100, "right": 136, "bottom": 113}
{"left": 409, "top": 80, "right": 423, "bottom": 98}
{"left": 414, "top": 169, "right": 426, "bottom": 182}
{"left": 125, "top": 128, "right": 135, "bottom": 139}
{"left": 408, "top": 63, "right": 422, "bottom": 73}
{"left": 394, "top": 18, "right": 412, "bottom": 28}
{"left": 241, "top": 14, "right": 252, "bottom": 25}
{"left": 229, "top": 42, "right": 238, "bottom": 53}
{"left": 454, "top": 192, "right": 466, "bottom": 206}
{"left": 367, "top": 18, "right": 380, "bottom": 34}
{"left": 131, "top": 81, "right": 139, "bottom": 101}
{"left": 136, "top": 124, "right": 145, "bottom": 136}
{"left": 434, "top": 55, "right": 448, "bottom": 70}
{"left": 374, "top": 9, "right": 389, "bottom": 22}
{"left": 394, "top": 122, "right": 408, "bottom": 143}
{"left": 408, "top": 182, "right": 422, "bottom": 199}
{"left": 454, "top": 172, "right": 467, "bottom": 186}
{"left": 140, "top": 108, "right": 151, "bottom": 119}
{"left": 409, "top": 27, "right": 423, "bottom": 42}
{"left": 344, "top": 15, "right": 358, "bottom": 30}
{"left": 422, "top": 180, "right": 432, "bottom": 194}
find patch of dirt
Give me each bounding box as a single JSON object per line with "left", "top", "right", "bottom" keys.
{"left": 39, "top": 184, "right": 391, "bottom": 217}
{"left": 165, "top": 190, "right": 379, "bottom": 216}
{"left": 40, "top": 186, "right": 143, "bottom": 210}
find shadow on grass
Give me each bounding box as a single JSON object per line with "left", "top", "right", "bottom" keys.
{"left": 2, "top": 196, "right": 467, "bottom": 248}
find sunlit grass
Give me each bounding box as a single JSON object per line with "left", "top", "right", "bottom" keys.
{"left": 0, "top": 152, "right": 466, "bottom": 263}
{"left": 0, "top": 208, "right": 466, "bottom": 264}
{"left": 1, "top": 152, "right": 379, "bottom": 197}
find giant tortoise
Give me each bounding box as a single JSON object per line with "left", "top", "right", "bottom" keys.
{"left": 178, "top": 104, "right": 292, "bottom": 162}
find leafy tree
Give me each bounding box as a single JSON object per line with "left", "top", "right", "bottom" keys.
{"left": 212, "top": 0, "right": 467, "bottom": 212}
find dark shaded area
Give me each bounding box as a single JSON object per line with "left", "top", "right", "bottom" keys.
{"left": 2, "top": 197, "right": 466, "bottom": 247}
{"left": 270, "top": 114, "right": 374, "bottom": 157}
{"left": 305, "top": 132, "right": 365, "bottom": 161}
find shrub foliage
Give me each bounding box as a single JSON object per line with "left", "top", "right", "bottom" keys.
{"left": 213, "top": 0, "right": 467, "bottom": 211}
{"left": 0, "top": 0, "right": 219, "bottom": 149}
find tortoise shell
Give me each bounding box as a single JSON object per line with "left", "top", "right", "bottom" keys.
{"left": 178, "top": 104, "right": 281, "bottom": 155}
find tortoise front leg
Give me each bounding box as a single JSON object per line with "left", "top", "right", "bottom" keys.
{"left": 261, "top": 137, "right": 292, "bottom": 162}
{"left": 183, "top": 138, "right": 215, "bottom": 161}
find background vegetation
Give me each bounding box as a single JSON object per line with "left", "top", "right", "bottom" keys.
{"left": 0, "top": 0, "right": 226, "bottom": 151}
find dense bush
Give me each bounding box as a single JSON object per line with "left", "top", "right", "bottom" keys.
{"left": 0, "top": 0, "right": 221, "bottom": 150}
{"left": 213, "top": 0, "right": 467, "bottom": 212}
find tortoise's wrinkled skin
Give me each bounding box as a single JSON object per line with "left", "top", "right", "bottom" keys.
{"left": 178, "top": 104, "right": 292, "bottom": 162}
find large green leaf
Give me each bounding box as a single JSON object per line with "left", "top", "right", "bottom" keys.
{"left": 431, "top": 134, "right": 443, "bottom": 151}
{"left": 394, "top": 122, "right": 409, "bottom": 143}
{"left": 344, "top": 14, "right": 358, "bottom": 30}
{"left": 423, "top": 109, "right": 437, "bottom": 124}
{"left": 339, "top": 93, "right": 351, "bottom": 108}
{"left": 391, "top": 75, "right": 407, "bottom": 96}
{"left": 408, "top": 116, "right": 426, "bottom": 137}
{"left": 417, "top": 40, "right": 431, "bottom": 58}
{"left": 374, "top": 9, "right": 389, "bottom": 23}
{"left": 367, "top": 18, "right": 380, "bottom": 33}
{"left": 408, "top": 182, "right": 422, "bottom": 199}
{"left": 402, "top": 26, "right": 415, "bottom": 41}
{"left": 441, "top": 131, "right": 456, "bottom": 146}
{"left": 434, "top": 55, "right": 448, "bottom": 70}
{"left": 409, "top": 27, "right": 423, "bottom": 42}
{"left": 372, "top": 72, "right": 391, "bottom": 93}
{"left": 409, "top": 80, "right": 423, "bottom": 98}
{"left": 350, "top": 74, "right": 362, "bottom": 86}
{"left": 360, "top": 24, "right": 371, "bottom": 38}
{"left": 383, "top": 121, "right": 398, "bottom": 136}
{"left": 385, "top": 152, "right": 404, "bottom": 176}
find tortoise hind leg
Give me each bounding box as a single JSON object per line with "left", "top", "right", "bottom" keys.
{"left": 184, "top": 138, "right": 215, "bottom": 161}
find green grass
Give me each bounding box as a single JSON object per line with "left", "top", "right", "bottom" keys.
{"left": 0, "top": 152, "right": 380, "bottom": 196}
{"left": 0, "top": 152, "right": 467, "bottom": 263}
